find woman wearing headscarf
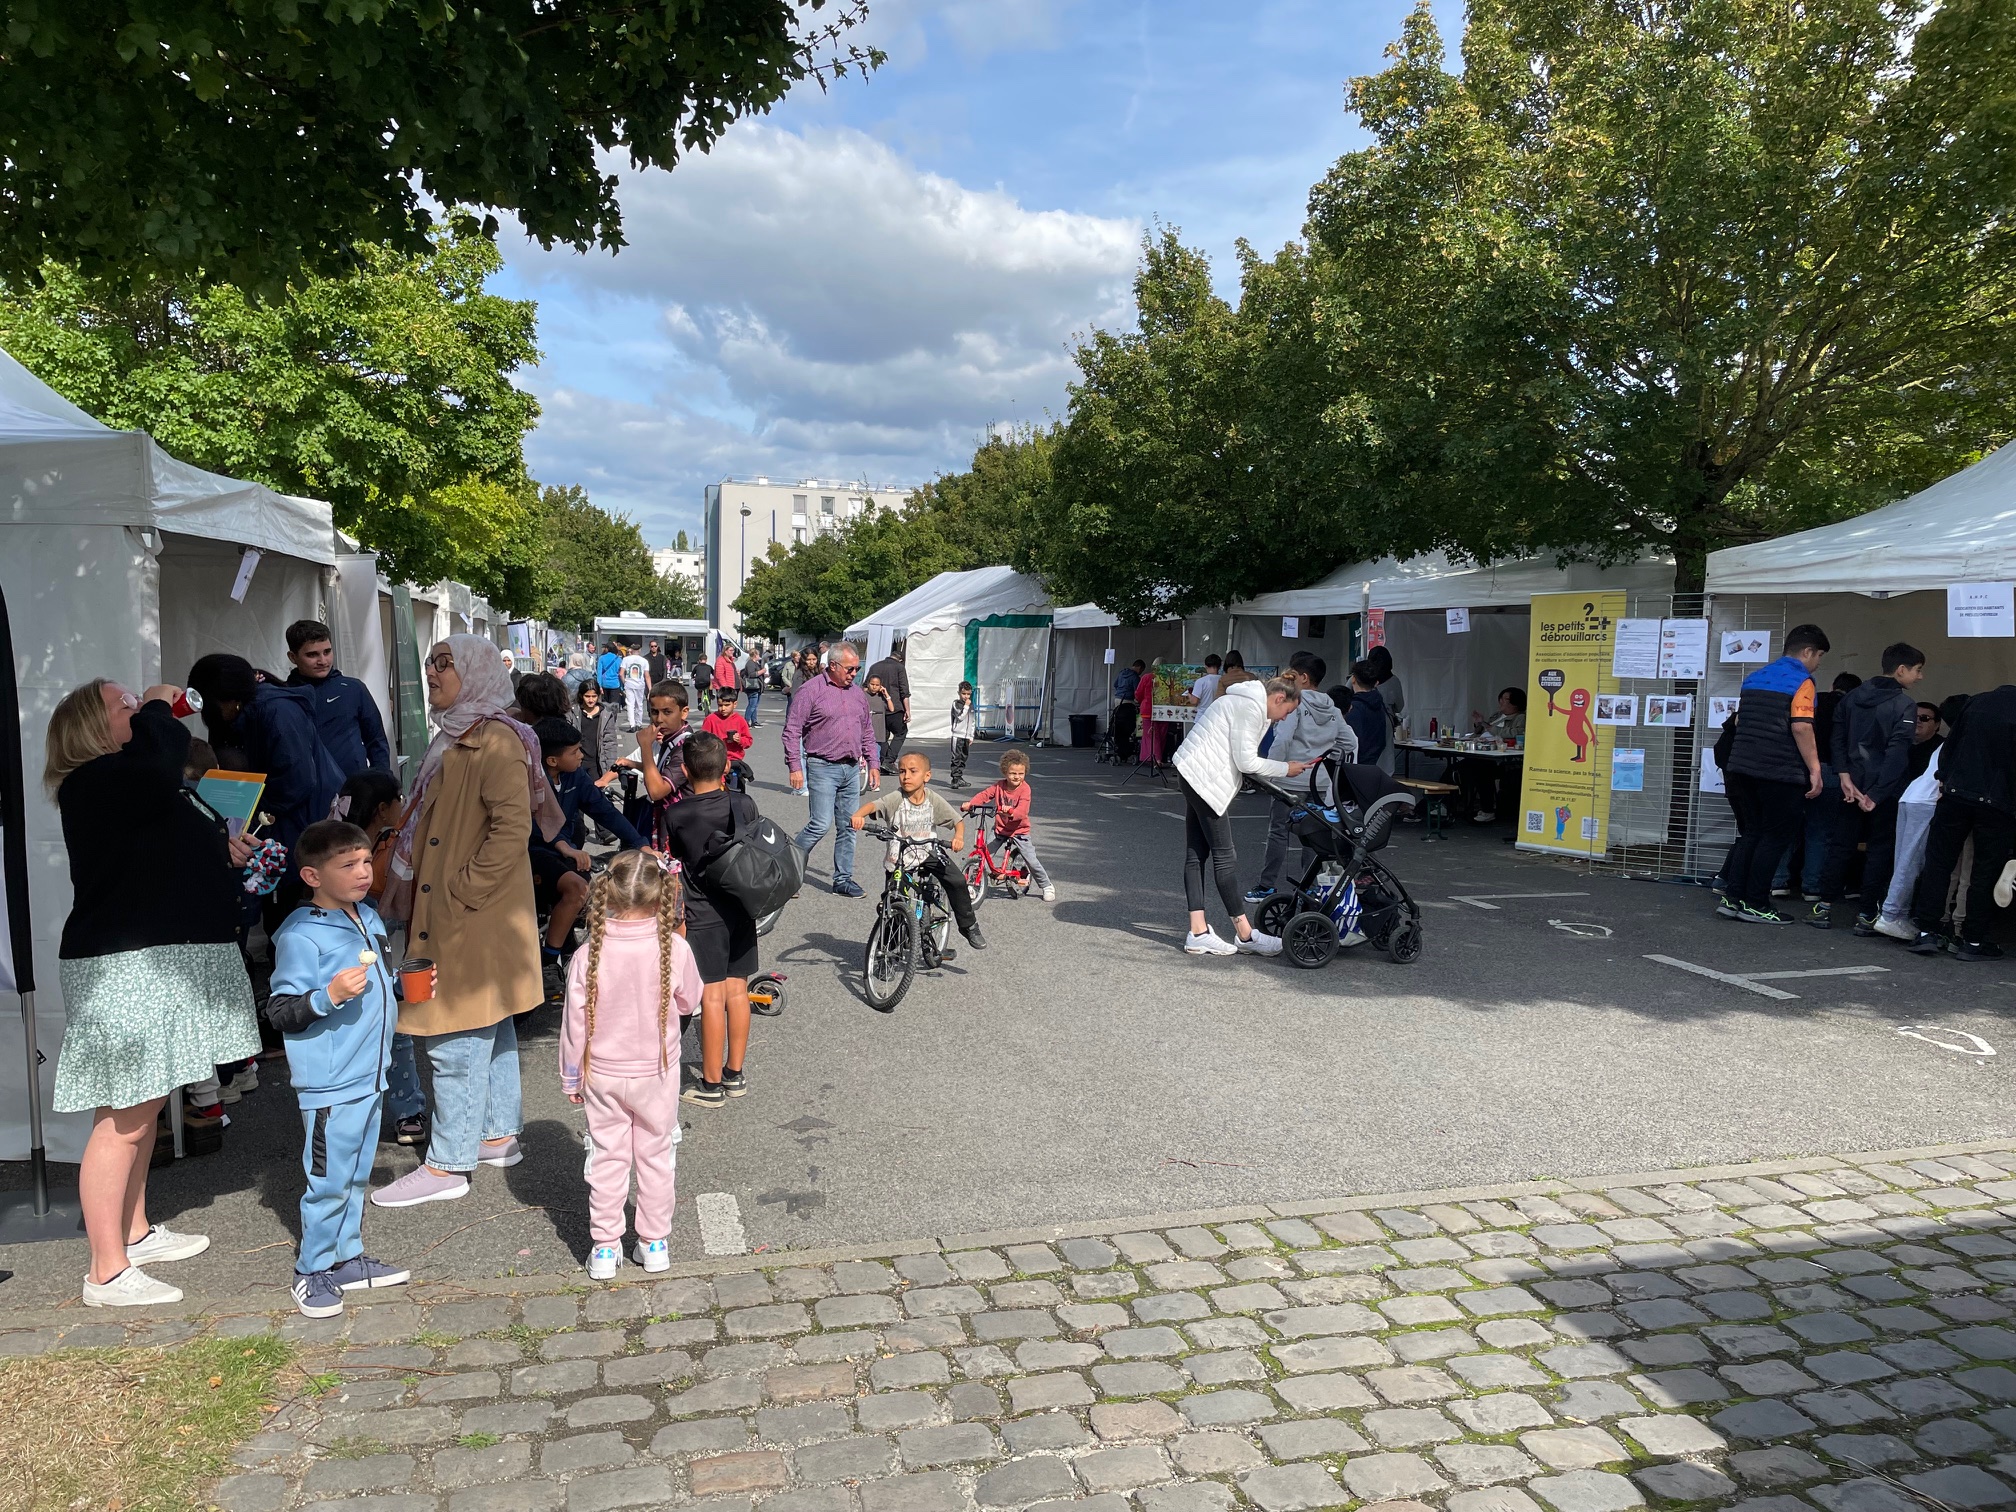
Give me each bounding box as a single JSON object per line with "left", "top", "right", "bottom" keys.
{"left": 372, "top": 636, "right": 564, "bottom": 1208}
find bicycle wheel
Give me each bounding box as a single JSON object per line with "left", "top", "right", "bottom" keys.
{"left": 863, "top": 907, "right": 917, "bottom": 1011}
{"left": 920, "top": 881, "right": 953, "bottom": 961}
{"left": 963, "top": 852, "right": 989, "bottom": 912}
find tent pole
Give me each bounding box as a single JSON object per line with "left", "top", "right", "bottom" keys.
{"left": 18, "top": 989, "right": 46, "bottom": 1213}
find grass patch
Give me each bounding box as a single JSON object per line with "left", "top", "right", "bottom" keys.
{"left": 457, "top": 1432, "right": 501, "bottom": 1449}
{"left": 0, "top": 1335, "right": 297, "bottom": 1512}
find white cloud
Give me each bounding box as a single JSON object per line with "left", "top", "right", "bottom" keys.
{"left": 509, "top": 123, "right": 1138, "bottom": 544}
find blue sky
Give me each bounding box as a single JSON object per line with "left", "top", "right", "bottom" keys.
{"left": 496, "top": 0, "right": 1422, "bottom": 549}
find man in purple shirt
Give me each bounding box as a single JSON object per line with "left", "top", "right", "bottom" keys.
{"left": 782, "top": 642, "right": 880, "bottom": 895}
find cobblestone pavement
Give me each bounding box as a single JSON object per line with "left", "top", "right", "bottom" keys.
{"left": 10, "top": 1143, "right": 2016, "bottom": 1512}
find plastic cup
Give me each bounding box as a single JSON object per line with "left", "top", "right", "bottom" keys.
{"left": 400, "top": 958, "right": 436, "bottom": 1002}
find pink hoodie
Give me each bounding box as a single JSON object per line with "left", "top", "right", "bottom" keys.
{"left": 560, "top": 918, "right": 704, "bottom": 1095}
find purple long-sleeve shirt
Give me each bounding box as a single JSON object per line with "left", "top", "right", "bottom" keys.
{"left": 782, "top": 672, "right": 877, "bottom": 773}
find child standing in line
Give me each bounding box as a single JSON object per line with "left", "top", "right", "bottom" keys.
{"left": 268, "top": 819, "right": 418, "bottom": 1316}
{"left": 561, "top": 850, "right": 705, "bottom": 1281}
{"left": 962, "top": 748, "right": 1055, "bottom": 902}
{"left": 949, "top": 681, "right": 977, "bottom": 789}
{"left": 333, "top": 768, "right": 430, "bottom": 1148}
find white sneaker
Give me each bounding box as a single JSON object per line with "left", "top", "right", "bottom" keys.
{"left": 1997, "top": 860, "right": 2016, "bottom": 911}
{"left": 634, "top": 1238, "right": 671, "bottom": 1274}
{"left": 1184, "top": 930, "right": 1238, "bottom": 956}
{"left": 1041, "top": 885, "right": 1056, "bottom": 902}
{"left": 586, "top": 1244, "right": 621, "bottom": 1282}
{"left": 1237, "top": 930, "right": 1284, "bottom": 956}
{"left": 1875, "top": 914, "right": 1918, "bottom": 942}
{"left": 126, "top": 1225, "right": 209, "bottom": 1266}
{"left": 83, "top": 1266, "right": 182, "bottom": 1308}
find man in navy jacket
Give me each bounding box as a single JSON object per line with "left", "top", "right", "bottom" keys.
{"left": 285, "top": 619, "right": 392, "bottom": 776}
{"left": 188, "top": 654, "right": 348, "bottom": 864}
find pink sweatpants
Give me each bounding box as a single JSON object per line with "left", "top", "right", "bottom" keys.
{"left": 582, "top": 1072, "right": 680, "bottom": 1244}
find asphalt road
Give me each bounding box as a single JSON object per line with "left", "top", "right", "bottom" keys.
{"left": 3, "top": 719, "right": 2012, "bottom": 1309}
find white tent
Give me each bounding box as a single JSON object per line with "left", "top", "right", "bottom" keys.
{"left": 1, "top": 347, "right": 335, "bottom": 1160}
{"left": 846, "top": 568, "right": 1053, "bottom": 742}
{"left": 1047, "top": 604, "right": 1184, "bottom": 743}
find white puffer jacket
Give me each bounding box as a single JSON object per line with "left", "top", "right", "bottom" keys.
{"left": 1172, "top": 680, "right": 1293, "bottom": 815}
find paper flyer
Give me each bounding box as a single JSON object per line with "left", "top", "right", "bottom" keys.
{"left": 1593, "top": 694, "right": 1637, "bottom": 727}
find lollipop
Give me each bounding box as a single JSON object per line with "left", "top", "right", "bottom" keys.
{"left": 358, "top": 950, "right": 378, "bottom": 966}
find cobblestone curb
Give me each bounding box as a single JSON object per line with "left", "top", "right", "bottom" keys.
{"left": 5, "top": 1138, "right": 2015, "bottom": 1512}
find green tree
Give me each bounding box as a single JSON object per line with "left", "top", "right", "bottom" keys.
{"left": 0, "top": 1, "right": 880, "bottom": 291}
{"left": 537, "top": 484, "right": 702, "bottom": 630}
{"left": 0, "top": 225, "right": 541, "bottom": 590}
{"left": 675, "top": 529, "right": 690, "bottom": 552}
{"left": 1301, "top": 0, "right": 2016, "bottom": 592}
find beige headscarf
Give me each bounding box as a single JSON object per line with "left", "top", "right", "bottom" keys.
{"left": 381, "top": 634, "right": 563, "bottom": 922}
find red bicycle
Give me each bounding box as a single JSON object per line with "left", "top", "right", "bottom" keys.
{"left": 961, "top": 803, "right": 1031, "bottom": 911}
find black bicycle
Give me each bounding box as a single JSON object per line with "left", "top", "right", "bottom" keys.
{"left": 860, "top": 822, "right": 957, "bottom": 1012}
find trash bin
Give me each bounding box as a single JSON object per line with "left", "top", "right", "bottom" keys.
{"left": 1069, "top": 714, "right": 1097, "bottom": 748}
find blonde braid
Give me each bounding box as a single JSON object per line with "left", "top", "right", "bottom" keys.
{"left": 580, "top": 875, "right": 610, "bottom": 1086}
{"left": 656, "top": 866, "right": 677, "bottom": 1072}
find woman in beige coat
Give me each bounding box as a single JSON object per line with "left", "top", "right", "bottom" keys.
{"left": 374, "top": 635, "right": 562, "bottom": 1208}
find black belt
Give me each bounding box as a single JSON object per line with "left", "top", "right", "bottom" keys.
{"left": 809, "top": 755, "right": 858, "bottom": 765}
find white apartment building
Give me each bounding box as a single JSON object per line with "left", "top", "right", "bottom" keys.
{"left": 704, "top": 476, "right": 912, "bottom": 635}
{"left": 651, "top": 545, "right": 704, "bottom": 592}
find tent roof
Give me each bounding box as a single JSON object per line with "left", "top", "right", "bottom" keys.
{"left": 1706, "top": 444, "right": 2016, "bottom": 595}
{"left": 846, "top": 566, "right": 1051, "bottom": 639}
{"left": 1233, "top": 550, "right": 1673, "bottom": 615}
{"left": 0, "top": 345, "right": 335, "bottom": 564}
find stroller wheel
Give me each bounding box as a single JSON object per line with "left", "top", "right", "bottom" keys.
{"left": 1283, "top": 911, "right": 1340, "bottom": 969}
{"left": 1386, "top": 917, "right": 1423, "bottom": 964}
{"left": 1254, "top": 894, "right": 1298, "bottom": 938}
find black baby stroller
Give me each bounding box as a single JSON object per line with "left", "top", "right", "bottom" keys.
{"left": 1251, "top": 764, "right": 1424, "bottom": 968}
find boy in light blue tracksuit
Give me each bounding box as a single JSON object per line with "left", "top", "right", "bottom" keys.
{"left": 268, "top": 819, "right": 419, "bottom": 1317}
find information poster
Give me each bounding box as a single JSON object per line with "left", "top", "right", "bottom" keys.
{"left": 1643, "top": 695, "right": 1694, "bottom": 727}
{"left": 1151, "top": 663, "right": 1206, "bottom": 724}
{"left": 1365, "top": 609, "right": 1386, "bottom": 649}
{"left": 1593, "top": 694, "right": 1637, "bottom": 727}
{"left": 1611, "top": 749, "right": 1646, "bottom": 792}
{"left": 1519, "top": 593, "right": 1624, "bottom": 857}
{"left": 1446, "top": 607, "right": 1471, "bottom": 634}
{"left": 1612, "top": 619, "right": 1661, "bottom": 679}
{"left": 1720, "top": 629, "right": 1773, "bottom": 663}
{"left": 1281, "top": 616, "right": 1300, "bottom": 639}
{"left": 1658, "top": 619, "right": 1710, "bottom": 678}
{"left": 1948, "top": 583, "right": 2015, "bottom": 638}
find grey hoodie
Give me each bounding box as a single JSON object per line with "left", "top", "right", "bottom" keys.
{"left": 1274, "top": 688, "right": 1356, "bottom": 790}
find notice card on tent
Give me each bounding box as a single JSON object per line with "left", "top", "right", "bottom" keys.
{"left": 1103, "top": 647, "right": 1115, "bottom": 665}
{"left": 1611, "top": 748, "right": 1646, "bottom": 792}
{"left": 1446, "top": 607, "right": 1470, "bottom": 634}
{"left": 1948, "top": 582, "right": 2015, "bottom": 638}
{"left": 1611, "top": 618, "right": 1660, "bottom": 679}
{"left": 1658, "top": 618, "right": 1710, "bottom": 678}
{"left": 1281, "top": 616, "right": 1300, "bottom": 638}
{"left": 1720, "top": 629, "right": 1773, "bottom": 663}
{"left": 229, "top": 547, "right": 263, "bottom": 603}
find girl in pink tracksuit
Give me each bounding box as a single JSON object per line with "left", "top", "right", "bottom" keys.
{"left": 560, "top": 850, "right": 704, "bottom": 1280}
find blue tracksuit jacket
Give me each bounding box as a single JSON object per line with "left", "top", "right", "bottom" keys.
{"left": 286, "top": 667, "right": 392, "bottom": 777}
{"left": 268, "top": 900, "right": 398, "bottom": 1109}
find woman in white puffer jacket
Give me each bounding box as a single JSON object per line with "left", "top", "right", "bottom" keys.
{"left": 1170, "top": 673, "right": 1310, "bottom": 956}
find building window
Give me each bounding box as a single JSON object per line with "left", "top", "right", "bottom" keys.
{"left": 793, "top": 526, "right": 806, "bottom": 544}
{"left": 793, "top": 494, "right": 806, "bottom": 511}
{"left": 820, "top": 495, "right": 835, "bottom": 516}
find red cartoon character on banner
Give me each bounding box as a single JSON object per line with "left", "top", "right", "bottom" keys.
{"left": 1538, "top": 669, "right": 1595, "bottom": 763}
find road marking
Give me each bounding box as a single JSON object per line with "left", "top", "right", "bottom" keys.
{"left": 1548, "top": 919, "right": 1613, "bottom": 938}
{"left": 1741, "top": 966, "right": 1890, "bottom": 981}
{"left": 1451, "top": 892, "right": 1590, "bottom": 910}
{"left": 697, "top": 1192, "right": 749, "bottom": 1255}
{"left": 1898, "top": 1026, "right": 1996, "bottom": 1057}
{"left": 1643, "top": 954, "right": 1798, "bottom": 1000}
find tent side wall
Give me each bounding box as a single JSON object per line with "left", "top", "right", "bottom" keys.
{"left": 1380, "top": 608, "right": 1530, "bottom": 733}
{"left": 1230, "top": 616, "right": 1352, "bottom": 682}
{"left": 903, "top": 626, "right": 966, "bottom": 743}
{"left": 157, "top": 532, "right": 327, "bottom": 686}
{"left": 1048, "top": 624, "right": 1184, "bottom": 738}
{"left": 331, "top": 553, "right": 393, "bottom": 740}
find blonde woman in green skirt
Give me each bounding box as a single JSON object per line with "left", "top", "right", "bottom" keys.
{"left": 46, "top": 679, "right": 262, "bottom": 1307}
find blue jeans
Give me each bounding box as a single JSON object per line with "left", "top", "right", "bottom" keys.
{"left": 795, "top": 756, "right": 861, "bottom": 886}
{"left": 420, "top": 1017, "right": 522, "bottom": 1173}
{"left": 1773, "top": 763, "right": 1834, "bottom": 894}
{"left": 386, "top": 1033, "right": 426, "bottom": 1121}
{"left": 746, "top": 686, "right": 763, "bottom": 725}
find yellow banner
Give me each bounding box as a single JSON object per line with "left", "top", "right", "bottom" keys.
{"left": 1518, "top": 592, "right": 1624, "bottom": 857}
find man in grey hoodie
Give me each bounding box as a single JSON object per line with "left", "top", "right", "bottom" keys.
{"left": 1247, "top": 652, "right": 1357, "bottom": 903}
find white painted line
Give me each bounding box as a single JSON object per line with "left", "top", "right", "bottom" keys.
{"left": 1741, "top": 966, "right": 1890, "bottom": 981}
{"left": 1548, "top": 919, "right": 1613, "bottom": 938}
{"left": 697, "top": 1192, "right": 749, "bottom": 1256}
{"left": 1644, "top": 953, "right": 1798, "bottom": 1000}
{"left": 1450, "top": 892, "right": 1590, "bottom": 910}
{"left": 1898, "top": 1026, "right": 1996, "bottom": 1057}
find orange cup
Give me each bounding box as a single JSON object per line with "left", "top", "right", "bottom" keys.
{"left": 400, "top": 958, "right": 436, "bottom": 1002}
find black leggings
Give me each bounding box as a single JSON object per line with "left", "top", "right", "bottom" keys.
{"left": 1181, "top": 777, "right": 1245, "bottom": 921}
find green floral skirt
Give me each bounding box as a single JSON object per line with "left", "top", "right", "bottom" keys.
{"left": 55, "top": 943, "right": 261, "bottom": 1113}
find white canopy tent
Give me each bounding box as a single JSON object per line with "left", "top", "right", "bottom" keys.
{"left": 1, "top": 347, "right": 337, "bottom": 1160}
{"left": 1047, "top": 604, "right": 1183, "bottom": 743}
{"left": 846, "top": 568, "right": 1053, "bottom": 742}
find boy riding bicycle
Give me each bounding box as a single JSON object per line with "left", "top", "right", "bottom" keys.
{"left": 853, "top": 753, "right": 987, "bottom": 951}
{"left": 962, "top": 748, "right": 1054, "bottom": 902}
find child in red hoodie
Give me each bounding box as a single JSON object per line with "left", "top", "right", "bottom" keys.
{"left": 961, "top": 748, "right": 1054, "bottom": 902}
{"left": 702, "top": 687, "right": 754, "bottom": 787}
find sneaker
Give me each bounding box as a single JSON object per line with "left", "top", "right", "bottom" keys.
{"left": 1470, "top": 810, "right": 1496, "bottom": 824}
{"left": 327, "top": 1254, "right": 411, "bottom": 1291}
{"left": 184, "top": 1103, "right": 229, "bottom": 1129}
{"left": 1909, "top": 930, "right": 1945, "bottom": 956}
{"left": 1770, "top": 885, "right": 1791, "bottom": 898}
{"left": 125, "top": 1225, "right": 209, "bottom": 1266}
{"left": 1243, "top": 886, "right": 1277, "bottom": 904}
{"left": 83, "top": 1266, "right": 182, "bottom": 1308}
{"left": 634, "top": 1238, "right": 671, "bottom": 1274}
{"left": 1955, "top": 939, "right": 2007, "bottom": 962}
{"left": 216, "top": 1079, "right": 242, "bottom": 1105}
{"left": 1714, "top": 895, "right": 1741, "bottom": 920}
{"left": 1807, "top": 902, "right": 1833, "bottom": 930}
{"left": 962, "top": 925, "right": 988, "bottom": 950}
{"left": 477, "top": 1135, "right": 523, "bottom": 1168}
{"left": 371, "top": 1166, "right": 470, "bottom": 1208}
{"left": 1852, "top": 914, "right": 1880, "bottom": 938}
{"left": 1041, "top": 885, "right": 1055, "bottom": 902}
{"left": 291, "top": 1270, "right": 345, "bottom": 1318}
{"left": 1875, "top": 914, "right": 1918, "bottom": 941}
{"left": 1184, "top": 930, "right": 1238, "bottom": 956}
{"left": 586, "top": 1244, "right": 621, "bottom": 1282}
{"left": 1740, "top": 905, "right": 1795, "bottom": 925}
{"left": 721, "top": 1069, "right": 748, "bottom": 1098}
{"left": 833, "top": 878, "right": 865, "bottom": 898}
{"left": 394, "top": 1115, "right": 428, "bottom": 1147}
{"left": 1998, "top": 860, "right": 2016, "bottom": 911}
{"left": 682, "top": 1080, "right": 727, "bottom": 1107}
{"left": 234, "top": 1061, "right": 259, "bottom": 1095}
{"left": 1236, "top": 930, "right": 1284, "bottom": 956}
